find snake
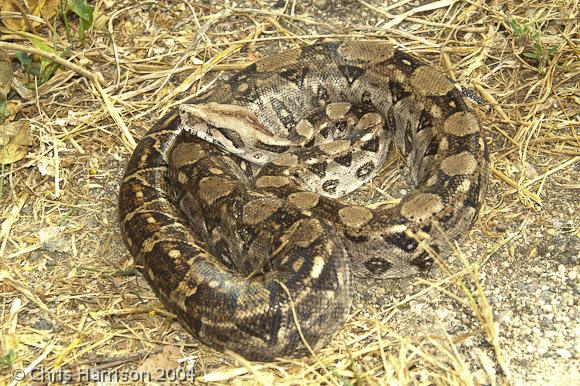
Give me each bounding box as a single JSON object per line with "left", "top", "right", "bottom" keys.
{"left": 118, "top": 41, "right": 488, "bottom": 361}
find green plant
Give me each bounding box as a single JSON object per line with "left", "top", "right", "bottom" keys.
{"left": 61, "top": 0, "right": 94, "bottom": 43}
{"left": 13, "top": 0, "right": 94, "bottom": 88}
{"left": 510, "top": 19, "right": 560, "bottom": 72}
{"left": 0, "top": 100, "right": 9, "bottom": 124}
{"left": 0, "top": 349, "right": 16, "bottom": 371}
{"left": 15, "top": 41, "right": 60, "bottom": 87}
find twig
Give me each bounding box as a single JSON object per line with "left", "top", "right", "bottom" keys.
{"left": 0, "top": 42, "right": 105, "bottom": 86}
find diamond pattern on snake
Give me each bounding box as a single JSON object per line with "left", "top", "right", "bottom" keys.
{"left": 119, "top": 41, "right": 488, "bottom": 361}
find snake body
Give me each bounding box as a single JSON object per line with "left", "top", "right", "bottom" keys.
{"left": 119, "top": 41, "right": 488, "bottom": 360}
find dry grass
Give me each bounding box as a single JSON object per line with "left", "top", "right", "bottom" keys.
{"left": 1, "top": 0, "right": 578, "bottom": 384}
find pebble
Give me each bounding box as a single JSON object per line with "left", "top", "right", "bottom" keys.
{"left": 33, "top": 319, "right": 54, "bottom": 330}
{"left": 557, "top": 264, "right": 566, "bottom": 275}
{"left": 499, "top": 310, "right": 513, "bottom": 324}
{"left": 313, "top": 0, "right": 330, "bottom": 9}
{"left": 537, "top": 340, "right": 550, "bottom": 355}
{"left": 555, "top": 348, "right": 572, "bottom": 359}
{"left": 436, "top": 307, "right": 450, "bottom": 320}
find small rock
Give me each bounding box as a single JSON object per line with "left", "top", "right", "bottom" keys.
{"left": 313, "top": 0, "right": 330, "bottom": 9}
{"left": 499, "top": 310, "right": 513, "bottom": 324}
{"left": 436, "top": 307, "right": 450, "bottom": 320}
{"left": 537, "top": 339, "right": 550, "bottom": 355}
{"left": 33, "top": 319, "right": 54, "bottom": 330}
{"left": 540, "top": 305, "right": 553, "bottom": 315}
{"left": 555, "top": 348, "right": 572, "bottom": 359}
{"left": 524, "top": 161, "right": 539, "bottom": 179}
{"left": 545, "top": 330, "right": 557, "bottom": 338}
{"left": 539, "top": 291, "right": 553, "bottom": 302}
{"left": 558, "top": 264, "right": 566, "bottom": 275}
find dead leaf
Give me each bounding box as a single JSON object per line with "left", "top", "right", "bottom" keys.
{"left": 1, "top": 0, "right": 60, "bottom": 31}
{"left": 137, "top": 345, "right": 182, "bottom": 375}
{"left": 37, "top": 156, "right": 59, "bottom": 177}
{"left": 0, "top": 53, "right": 12, "bottom": 99}
{"left": 39, "top": 225, "right": 70, "bottom": 253}
{"left": 0, "top": 120, "right": 32, "bottom": 164}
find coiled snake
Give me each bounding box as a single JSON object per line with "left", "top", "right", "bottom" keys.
{"left": 119, "top": 41, "right": 488, "bottom": 361}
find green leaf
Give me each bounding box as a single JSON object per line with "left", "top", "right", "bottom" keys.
{"left": 0, "top": 100, "right": 10, "bottom": 124}
{"left": 510, "top": 19, "right": 524, "bottom": 37}
{"left": 41, "top": 62, "right": 60, "bottom": 84}
{"left": 15, "top": 52, "right": 32, "bottom": 68}
{"left": 67, "top": 0, "right": 94, "bottom": 41}
{"left": 523, "top": 51, "right": 539, "bottom": 60}
{"left": 15, "top": 49, "right": 58, "bottom": 87}
{"left": 68, "top": 0, "right": 93, "bottom": 21}
{"left": 30, "top": 38, "right": 56, "bottom": 54}
{"left": 28, "top": 65, "right": 42, "bottom": 78}
{"left": 30, "top": 37, "right": 62, "bottom": 77}
{"left": 548, "top": 45, "right": 559, "bottom": 55}
{"left": 0, "top": 349, "right": 16, "bottom": 370}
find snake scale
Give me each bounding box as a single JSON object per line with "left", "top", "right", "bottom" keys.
{"left": 119, "top": 41, "right": 488, "bottom": 361}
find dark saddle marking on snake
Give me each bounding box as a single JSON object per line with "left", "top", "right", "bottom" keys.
{"left": 119, "top": 41, "right": 488, "bottom": 360}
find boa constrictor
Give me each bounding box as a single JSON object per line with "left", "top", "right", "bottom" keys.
{"left": 119, "top": 41, "right": 488, "bottom": 360}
